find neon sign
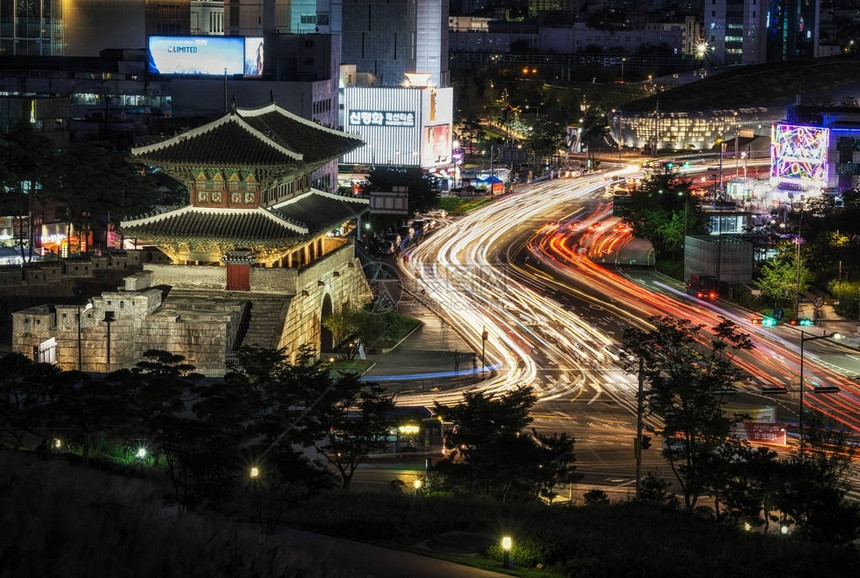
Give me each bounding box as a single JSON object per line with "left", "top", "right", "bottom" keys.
{"left": 348, "top": 111, "right": 415, "bottom": 127}
{"left": 771, "top": 123, "right": 829, "bottom": 184}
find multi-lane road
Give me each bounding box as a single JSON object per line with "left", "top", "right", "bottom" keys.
{"left": 386, "top": 168, "right": 860, "bottom": 495}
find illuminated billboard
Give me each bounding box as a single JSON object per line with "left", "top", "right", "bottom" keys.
{"left": 348, "top": 110, "right": 416, "bottom": 127}
{"left": 244, "top": 37, "right": 264, "bottom": 77}
{"left": 425, "top": 125, "right": 451, "bottom": 163}
{"left": 149, "top": 36, "right": 245, "bottom": 76}
{"left": 771, "top": 123, "right": 829, "bottom": 184}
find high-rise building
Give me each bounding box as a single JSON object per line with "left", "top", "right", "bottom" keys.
{"left": 0, "top": 1, "right": 194, "bottom": 58}
{"left": 223, "top": 0, "right": 341, "bottom": 36}
{"left": 0, "top": 0, "right": 66, "bottom": 56}
{"left": 765, "top": 0, "right": 820, "bottom": 60}
{"left": 341, "top": 0, "right": 449, "bottom": 88}
{"left": 191, "top": 0, "right": 225, "bottom": 35}
{"left": 703, "top": 0, "right": 768, "bottom": 65}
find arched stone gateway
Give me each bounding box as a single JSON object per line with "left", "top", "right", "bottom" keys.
{"left": 320, "top": 293, "right": 333, "bottom": 354}
{"left": 11, "top": 101, "right": 374, "bottom": 376}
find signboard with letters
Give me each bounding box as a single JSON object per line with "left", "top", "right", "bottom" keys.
{"left": 370, "top": 189, "right": 409, "bottom": 215}
{"left": 348, "top": 111, "right": 415, "bottom": 127}
{"left": 731, "top": 422, "right": 786, "bottom": 445}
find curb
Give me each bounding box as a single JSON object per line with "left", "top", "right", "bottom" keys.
{"left": 381, "top": 319, "right": 424, "bottom": 354}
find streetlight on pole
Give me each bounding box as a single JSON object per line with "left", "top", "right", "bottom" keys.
{"left": 481, "top": 326, "right": 488, "bottom": 375}
{"left": 103, "top": 310, "right": 115, "bottom": 373}
{"left": 612, "top": 109, "right": 623, "bottom": 160}
{"left": 797, "top": 331, "right": 841, "bottom": 457}
{"left": 794, "top": 210, "right": 804, "bottom": 321}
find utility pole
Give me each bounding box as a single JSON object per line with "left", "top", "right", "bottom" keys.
{"left": 795, "top": 210, "right": 803, "bottom": 320}
{"left": 635, "top": 357, "right": 644, "bottom": 499}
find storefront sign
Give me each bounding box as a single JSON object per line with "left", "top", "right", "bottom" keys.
{"left": 349, "top": 111, "right": 415, "bottom": 127}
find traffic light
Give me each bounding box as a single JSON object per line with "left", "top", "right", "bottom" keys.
{"left": 812, "top": 386, "right": 840, "bottom": 394}
{"left": 789, "top": 319, "right": 798, "bottom": 326}
{"left": 751, "top": 318, "right": 761, "bottom": 325}
{"left": 761, "top": 317, "right": 776, "bottom": 327}
{"left": 799, "top": 318, "right": 813, "bottom": 326}
{"left": 640, "top": 435, "right": 652, "bottom": 450}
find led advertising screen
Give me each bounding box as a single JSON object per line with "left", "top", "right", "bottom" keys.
{"left": 770, "top": 123, "right": 829, "bottom": 184}
{"left": 148, "top": 36, "right": 244, "bottom": 76}
{"left": 425, "top": 124, "right": 451, "bottom": 164}
{"left": 244, "top": 37, "right": 265, "bottom": 77}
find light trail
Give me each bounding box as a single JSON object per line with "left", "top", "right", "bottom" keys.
{"left": 394, "top": 167, "right": 651, "bottom": 423}
{"left": 530, "top": 214, "right": 860, "bottom": 436}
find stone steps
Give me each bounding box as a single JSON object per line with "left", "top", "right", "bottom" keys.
{"left": 240, "top": 296, "right": 290, "bottom": 349}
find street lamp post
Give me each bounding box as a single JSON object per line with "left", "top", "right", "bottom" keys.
{"left": 612, "top": 109, "right": 623, "bottom": 160}
{"left": 104, "top": 311, "right": 115, "bottom": 373}
{"left": 621, "top": 57, "right": 626, "bottom": 83}
{"left": 797, "top": 331, "right": 841, "bottom": 457}
{"left": 794, "top": 211, "right": 804, "bottom": 321}
{"left": 76, "top": 302, "right": 93, "bottom": 371}
{"left": 481, "top": 326, "right": 488, "bottom": 375}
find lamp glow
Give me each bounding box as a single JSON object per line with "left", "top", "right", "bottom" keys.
{"left": 502, "top": 536, "right": 512, "bottom": 568}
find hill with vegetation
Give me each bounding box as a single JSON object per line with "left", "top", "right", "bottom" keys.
{"left": 623, "top": 55, "right": 860, "bottom": 113}
{"left": 2, "top": 452, "right": 859, "bottom": 578}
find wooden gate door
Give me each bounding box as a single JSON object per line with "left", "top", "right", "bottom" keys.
{"left": 226, "top": 262, "right": 250, "bottom": 291}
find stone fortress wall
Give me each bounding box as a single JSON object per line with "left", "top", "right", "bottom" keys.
{"left": 10, "top": 243, "right": 372, "bottom": 376}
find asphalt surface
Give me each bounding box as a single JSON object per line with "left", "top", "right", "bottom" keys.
{"left": 270, "top": 526, "right": 507, "bottom": 578}
{"left": 363, "top": 285, "right": 482, "bottom": 394}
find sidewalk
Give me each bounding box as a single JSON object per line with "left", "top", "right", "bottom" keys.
{"left": 269, "top": 526, "right": 507, "bottom": 578}
{"left": 362, "top": 292, "right": 484, "bottom": 393}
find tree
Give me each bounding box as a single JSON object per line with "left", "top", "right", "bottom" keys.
{"left": 323, "top": 305, "right": 402, "bottom": 359}
{"left": 527, "top": 116, "right": 568, "bottom": 171}
{"left": 42, "top": 371, "right": 128, "bottom": 465}
{"left": 115, "top": 350, "right": 203, "bottom": 464}
{"left": 622, "top": 316, "right": 755, "bottom": 510}
{"left": 0, "top": 353, "right": 61, "bottom": 450}
{"left": 579, "top": 106, "right": 611, "bottom": 169}
{"left": 753, "top": 241, "right": 811, "bottom": 308}
{"left": 621, "top": 171, "right": 706, "bottom": 262}
{"left": 0, "top": 124, "right": 58, "bottom": 262}
{"left": 528, "top": 429, "right": 583, "bottom": 503}
{"left": 702, "top": 438, "right": 779, "bottom": 530}
{"left": 308, "top": 373, "right": 395, "bottom": 490}
{"left": 226, "top": 346, "right": 395, "bottom": 491}
{"left": 771, "top": 412, "right": 860, "bottom": 543}
{"left": 432, "top": 386, "right": 580, "bottom": 502}
{"left": 51, "top": 144, "right": 161, "bottom": 252}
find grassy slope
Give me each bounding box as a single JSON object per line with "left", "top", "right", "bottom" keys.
{"left": 622, "top": 55, "right": 860, "bottom": 113}
{"left": 3, "top": 453, "right": 858, "bottom": 578}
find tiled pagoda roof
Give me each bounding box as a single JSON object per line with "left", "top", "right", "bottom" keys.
{"left": 269, "top": 190, "right": 369, "bottom": 234}
{"left": 120, "top": 191, "right": 369, "bottom": 246}
{"left": 130, "top": 101, "right": 364, "bottom": 183}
